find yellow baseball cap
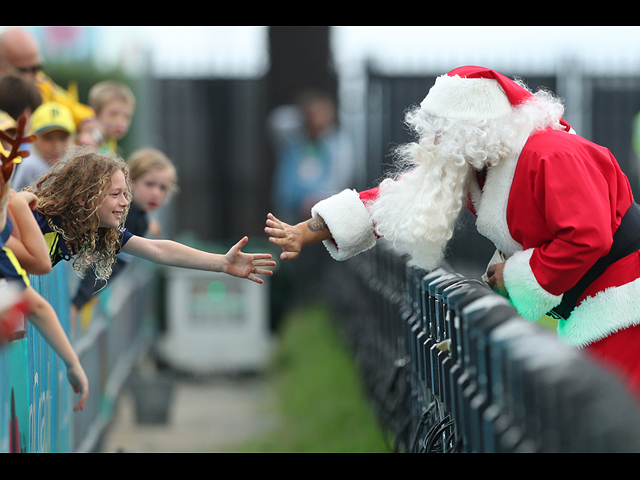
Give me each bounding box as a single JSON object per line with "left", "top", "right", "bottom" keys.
{"left": 29, "top": 102, "right": 76, "bottom": 136}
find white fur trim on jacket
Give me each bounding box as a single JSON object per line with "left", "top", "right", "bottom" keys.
{"left": 311, "top": 189, "right": 377, "bottom": 261}
{"left": 475, "top": 153, "right": 523, "bottom": 257}
{"left": 503, "top": 248, "right": 563, "bottom": 321}
{"left": 558, "top": 275, "right": 640, "bottom": 348}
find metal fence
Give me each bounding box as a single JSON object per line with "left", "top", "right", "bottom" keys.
{"left": 334, "top": 241, "right": 640, "bottom": 452}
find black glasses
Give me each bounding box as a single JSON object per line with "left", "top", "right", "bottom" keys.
{"left": 16, "top": 64, "right": 43, "bottom": 75}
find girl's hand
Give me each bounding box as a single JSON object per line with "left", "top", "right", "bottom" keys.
{"left": 13, "top": 190, "right": 38, "bottom": 210}
{"left": 265, "top": 213, "right": 308, "bottom": 260}
{"left": 224, "top": 236, "right": 275, "bottom": 284}
{"left": 66, "top": 362, "right": 89, "bottom": 412}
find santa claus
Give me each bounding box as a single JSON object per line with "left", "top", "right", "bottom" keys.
{"left": 265, "top": 65, "right": 640, "bottom": 398}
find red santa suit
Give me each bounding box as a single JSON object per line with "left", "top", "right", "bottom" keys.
{"left": 310, "top": 66, "right": 640, "bottom": 398}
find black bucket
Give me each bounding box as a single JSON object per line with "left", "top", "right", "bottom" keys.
{"left": 129, "top": 371, "right": 175, "bottom": 425}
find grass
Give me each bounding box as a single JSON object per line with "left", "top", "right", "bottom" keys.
{"left": 228, "top": 301, "right": 389, "bottom": 453}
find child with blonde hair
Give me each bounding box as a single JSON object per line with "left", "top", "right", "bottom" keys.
{"left": 126, "top": 147, "right": 178, "bottom": 237}
{"left": 25, "top": 145, "right": 274, "bottom": 287}
{"left": 0, "top": 118, "right": 88, "bottom": 412}
{"left": 88, "top": 80, "right": 135, "bottom": 154}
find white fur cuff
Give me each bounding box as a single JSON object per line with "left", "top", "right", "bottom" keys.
{"left": 558, "top": 276, "right": 640, "bottom": 348}
{"left": 311, "top": 189, "right": 377, "bottom": 261}
{"left": 503, "top": 248, "right": 563, "bottom": 321}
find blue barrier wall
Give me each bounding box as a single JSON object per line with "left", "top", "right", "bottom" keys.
{"left": 0, "top": 258, "right": 157, "bottom": 452}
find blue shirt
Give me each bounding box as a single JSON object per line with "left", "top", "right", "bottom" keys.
{"left": 0, "top": 220, "right": 29, "bottom": 289}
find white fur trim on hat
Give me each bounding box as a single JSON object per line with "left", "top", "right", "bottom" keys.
{"left": 420, "top": 74, "right": 514, "bottom": 120}
{"left": 311, "top": 189, "right": 377, "bottom": 261}
{"left": 503, "top": 248, "right": 563, "bottom": 321}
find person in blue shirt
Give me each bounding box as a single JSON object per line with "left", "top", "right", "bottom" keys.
{"left": 269, "top": 90, "right": 355, "bottom": 225}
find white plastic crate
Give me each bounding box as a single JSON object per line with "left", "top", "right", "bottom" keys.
{"left": 156, "top": 267, "right": 272, "bottom": 374}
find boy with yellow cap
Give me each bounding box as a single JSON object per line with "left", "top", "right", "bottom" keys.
{"left": 11, "top": 101, "right": 75, "bottom": 190}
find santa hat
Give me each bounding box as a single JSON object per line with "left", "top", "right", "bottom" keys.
{"left": 420, "top": 66, "right": 571, "bottom": 131}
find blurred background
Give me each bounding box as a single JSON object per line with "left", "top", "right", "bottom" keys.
{"left": 16, "top": 25, "right": 640, "bottom": 275}
{"left": 7, "top": 26, "right": 640, "bottom": 452}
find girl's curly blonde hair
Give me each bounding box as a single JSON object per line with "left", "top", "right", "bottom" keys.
{"left": 26, "top": 146, "right": 132, "bottom": 281}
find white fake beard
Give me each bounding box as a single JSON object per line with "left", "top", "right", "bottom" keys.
{"left": 368, "top": 88, "right": 566, "bottom": 270}
{"left": 368, "top": 144, "right": 473, "bottom": 270}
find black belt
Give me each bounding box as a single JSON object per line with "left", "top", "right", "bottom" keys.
{"left": 550, "top": 202, "right": 640, "bottom": 320}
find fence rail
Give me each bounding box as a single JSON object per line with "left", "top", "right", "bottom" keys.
{"left": 336, "top": 241, "right": 640, "bottom": 452}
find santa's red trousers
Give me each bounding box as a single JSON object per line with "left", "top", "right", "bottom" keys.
{"left": 584, "top": 324, "right": 640, "bottom": 404}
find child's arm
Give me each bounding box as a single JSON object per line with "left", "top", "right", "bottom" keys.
{"left": 6, "top": 191, "right": 52, "bottom": 275}
{"left": 121, "top": 235, "right": 275, "bottom": 284}
{"left": 21, "top": 286, "right": 89, "bottom": 412}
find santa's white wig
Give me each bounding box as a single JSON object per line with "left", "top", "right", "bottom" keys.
{"left": 368, "top": 67, "right": 568, "bottom": 269}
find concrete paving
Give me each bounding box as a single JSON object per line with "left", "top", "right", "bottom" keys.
{"left": 100, "top": 373, "right": 279, "bottom": 453}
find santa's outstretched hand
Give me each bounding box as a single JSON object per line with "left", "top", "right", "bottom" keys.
{"left": 265, "top": 213, "right": 331, "bottom": 260}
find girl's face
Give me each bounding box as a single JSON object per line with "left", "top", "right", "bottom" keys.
{"left": 97, "top": 169, "right": 129, "bottom": 228}
{"left": 130, "top": 168, "right": 174, "bottom": 213}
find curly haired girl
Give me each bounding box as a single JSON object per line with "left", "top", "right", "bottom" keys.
{"left": 24, "top": 146, "right": 275, "bottom": 284}
{"left": 70, "top": 147, "right": 178, "bottom": 323}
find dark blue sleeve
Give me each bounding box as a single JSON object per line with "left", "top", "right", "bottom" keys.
{"left": 118, "top": 226, "right": 133, "bottom": 249}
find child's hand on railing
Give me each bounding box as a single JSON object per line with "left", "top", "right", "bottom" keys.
{"left": 66, "top": 361, "right": 89, "bottom": 412}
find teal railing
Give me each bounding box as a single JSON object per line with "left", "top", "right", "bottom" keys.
{"left": 0, "top": 258, "right": 158, "bottom": 452}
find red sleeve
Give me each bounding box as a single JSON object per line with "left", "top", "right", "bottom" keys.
{"left": 358, "top": 187, "right": 381, "bottom": 238}
{"left": 359, "top": 187, "right": 379, "bottom": 205}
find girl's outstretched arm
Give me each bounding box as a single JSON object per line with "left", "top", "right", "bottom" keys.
{"left": 121, "top": 235, "right": 275, "bottom": 284}
{"left": 21, "top": 286, "right": 89, "bottom": 412}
